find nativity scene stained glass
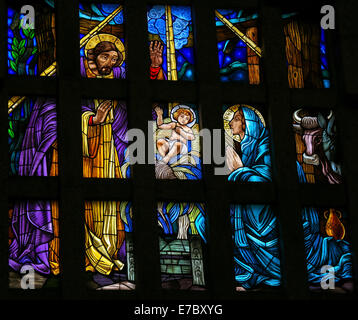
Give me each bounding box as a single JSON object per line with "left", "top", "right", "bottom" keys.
{"left": 8, "top": 1, "right": 56, "bottom": 76}
{"left": 82, "top": 98, "right": 130, "bottom": 179}
{"left": 158, "top": 202, "right": 207, "bottom": 290}
{"left": 223, "top": 104, "right": 272, "bottom": 182}
{"left": 293, "top": 108, "right": 342, "bottom": 184}
{"left": 85, "top": 201, "right": 135, "bottom": 290}
{"left": 9, "top": 200, "right": 60, "bottom": 289}
{"left": 147, "top": 5, "right": 195, "bottom": 81}
{"left": 302, "top": 207, "right": 354, "bottom": 293}
{"left": 152, "top": 102, "right": 202, "bottom": 180}
{"left": 230, "top": 204, "right": 281, "bottom": 291}
{"left": 79, "top": 3, "right": 126, "bottom": 79}
{"left": 215, "top": 9, "right": 261, "bottom": 83}
{"left": 283, "top": 12, "right": 330, "bottom": 88}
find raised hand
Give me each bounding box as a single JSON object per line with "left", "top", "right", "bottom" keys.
{"left": 149, "top": 40, "right": 163, "bottom": 68}
{"left": 92, "top": 100, "right": 112, "bottom": 125}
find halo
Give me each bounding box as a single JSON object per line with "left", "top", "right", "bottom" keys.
{"left": 84, "top": 33, "right": 125, "bottom": 66}
{"left": 170, "top": 104, "right": 197, "bottom": 128}
{"left": 223, "top": 104, "right": 266, "bottom": 142}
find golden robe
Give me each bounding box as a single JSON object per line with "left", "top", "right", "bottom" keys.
{"left": 82, "top": 64, "right": 126, "bottom": 275}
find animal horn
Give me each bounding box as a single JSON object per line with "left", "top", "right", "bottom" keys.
{"left": 327, "top": 110, "right": 333, "bottom": 120}
{"left": 293, "top": 109, "right": 303, "bottom": 124}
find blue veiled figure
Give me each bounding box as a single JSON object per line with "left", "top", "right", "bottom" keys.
{"left": 226, "top": 106, "right": 281, "bottom": 289}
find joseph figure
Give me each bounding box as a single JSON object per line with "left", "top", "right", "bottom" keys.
{"left": 81, "top": 35, "right": 165, "bottom": 275}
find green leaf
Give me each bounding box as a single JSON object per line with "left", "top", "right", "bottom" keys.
{"left": 13, "top": 37, "right": 19, "bottom": 47}
{"left": 166, "top": 202, "right": 174, "bottom": 212}
{"left": 8, "top": 128, "right": 14, "bottom": 139}
{"left": 10, "top": 60, "right": 17, "bottom": 72}
{"left": 11, "top": 51, "right": 18, "bottom": 60}
{"left": 9, "top": 121, "right": 13, "bottom": 130}
{"left": 31, "top": 48, "right": 37, "bottom": 55}
{"left": 19, "top": 47, "right": 25, "bottom": 56}
{"left": 22, "top": 27, "right": 30, "bottom": 37}
{"left": 19, "top": 39, "right": 26, "bottom": 48}
{"left": 11, "top": 43, "right": 18, "bottom": 52}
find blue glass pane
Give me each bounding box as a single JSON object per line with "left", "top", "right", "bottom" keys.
{"left": 216, "top": 9, "right": 260, "bottom": 84}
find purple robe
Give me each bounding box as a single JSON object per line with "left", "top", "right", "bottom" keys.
{"left": 9, "top": 98, "right": 57, "bottom": 275}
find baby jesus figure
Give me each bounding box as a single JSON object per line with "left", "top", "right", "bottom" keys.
{"left": 154, "top": 105, "right": 196, "bottom": 164}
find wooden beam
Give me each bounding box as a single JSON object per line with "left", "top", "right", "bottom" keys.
{"left": 80, "top": 18, "right": 124, "bottom": 38}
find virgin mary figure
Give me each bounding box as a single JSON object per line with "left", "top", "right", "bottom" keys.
{"left": 224, "top": 105, "right": 281, "bottom": 290}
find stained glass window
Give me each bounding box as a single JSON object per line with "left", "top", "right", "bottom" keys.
{"left": 223, "top": 104, "right": 271, "bottom": 181}
{"left": 283, "top": 12, "right": 330, "bottom": 88}
{"left": 158, "top": 202, "right": 207, "bottom": 290}
{"left": 8, "top": 96, "right": 58, "bottom": 177}
{"left": 152, "top": 102, "right": 202, "bottom": 180}
{"left": 230, "top": 204, "right": 281, "bottom": 291}
{"left": 82, "top": 99, "right": 130, "bottom": 179}
{"left": 9, "top": 200, "right": 60, "bottom": 289}
{"left": 8, "top": 1, "right": 56, "bottom": 76}
{"left": 79, "top": 3, "right": 126, "bottom": 79}
{"left": 293, "top": 108, "right": 342, "bottom": 184}
{"left": 2, "top": 0, "right": 356, "bottom": 302}
{"left": 302, "top": 207, "right": 354, "bottom": 292}
{"left": 147, "top": 5, "right": 195, "bottom": 81}
{"left": 85, "top": 201, "right": 134, "bottom": 290}
{"left": 215, "top": 9, "right": 261, "bottom": 83}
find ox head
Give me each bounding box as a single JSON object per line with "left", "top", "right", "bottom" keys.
{"left": 293, "top": 109, "right": 342, "bottom": 184}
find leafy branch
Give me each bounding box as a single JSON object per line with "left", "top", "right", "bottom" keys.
{"left": 9, "top": 23, "right": 36, "bottom": 73}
